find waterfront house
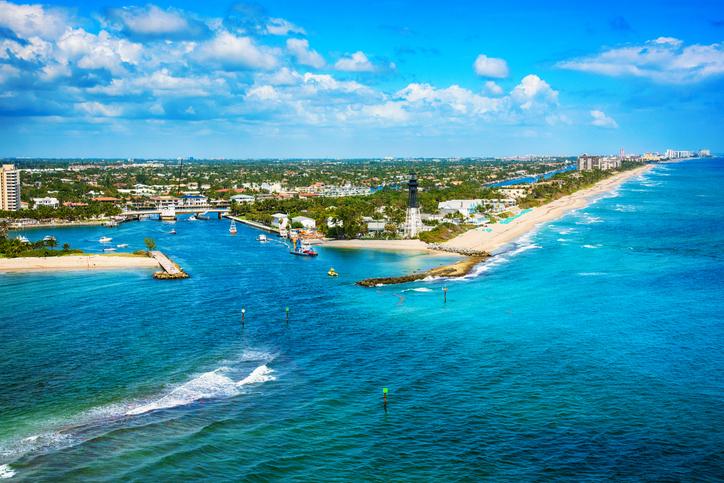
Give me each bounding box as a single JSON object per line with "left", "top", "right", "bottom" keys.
{"left": 292, "top": 216, "right": 316, "bottom": 230}
{"left": 32, "top": 197, "right": 59, "bottom": 208}
{"left": 230, "top": 194, "right": 255, "bottom": 203}
{"left": 179, "top": 194, "right": 207, "bottom": 206}
{"left": 272, "top": 213, "right": 289, "bottom": 228}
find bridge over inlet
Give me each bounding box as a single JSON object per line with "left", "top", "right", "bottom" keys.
{"left": 121, "top": 205, "right": 230, "bottom": 220}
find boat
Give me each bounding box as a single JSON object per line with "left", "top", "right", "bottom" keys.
{"left": 278, "top": 227, "right": 287, "bottom": 237}
{"left": 99, "top": 237, "right": 112, "bottom": 243}
{"left": 229, "top": 220, "right": 237, "bottom": 235}
{"left": 17, "top": 235, "right": 29, "bottom": 243}
{"left": 328, "top": 268, "right": 338, "bottom": 277}
{"left": 103, "top": 247, "right": 116, "bottom": 252}
{"left": 257, "top": 234, "right": 267, "bottom": 242}
{"left": 197, "top": 212, "right": 211, "bottom": 220}
{"left": 170, "top": 229, "right": 177, "bottom": 235}
{"left": 188, "top": 214, "right": 197, "bottom": 221}
{"left": 116, "top": 244, "right": 128, "bottom": 248}
{"left": 159, "top": 206, "right": 176, "bottom": 220}
{"left": 43, "top": 235, "right": 55, "bottom": 242}
{"left": 290, "top": 239, "right": 318, "bottom": 257}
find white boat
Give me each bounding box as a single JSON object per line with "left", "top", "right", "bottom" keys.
{"left": 188, "top": 214, "right": 198, "bottom": 221}
{"left": 103, "top": 247, "right": 116, "bottom": 252}
{"left": 116, "top": 244, "right": 128, "bottom": 248}
{"left": 159, "top": 206, "right": 176, "bottom": 220}
{"left": 99, "top": 237, "right": 112, "bottom": 243}
{"left": 43, "top": 235, "right": 55, "bottom": 241}
{"left": 18, "top": 235, "right": 29, "bottom": 243}
{"left": 229, "top": 220, "right": 237, "bottom": 235}
{"left": 257, "top": 234, "right": 267, "bottom": 242}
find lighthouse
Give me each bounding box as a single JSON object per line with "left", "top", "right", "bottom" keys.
{"left": 404, "top": 170, "right": 423, "bottom": 238}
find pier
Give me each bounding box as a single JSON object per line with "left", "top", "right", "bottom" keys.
{"left": 224, "top": 215, "right": 280, "bottom": 234}
{"left": 150, "top": 251, "right": 189, "bottom": 279}
{"left": 121, "top": 206, "right": 230, "bottom": 221}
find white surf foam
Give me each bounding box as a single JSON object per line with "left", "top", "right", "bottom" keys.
{"left": 237, "top": 365, "right": 275, "bottom": 386}
{"left": 557, "top": 238, "right": 569, "bottom": 242}
{"left": 0, "top": 464, "right": 15, "bottom": 479}
{"left": 578, "top": 272, "right": 606, "bottom": 276}
{"left": 401, "top": 287, "right": 432, "bottom": 293}
{"left": 125, "top": 365, "right": 274, "bottom": 416}
{"left": 582, "top": 245, "right": 598, "bottom": 248}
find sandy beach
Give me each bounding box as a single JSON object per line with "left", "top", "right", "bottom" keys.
{"left": 0, "top": 254, "right": 160, "bottom": 272}
{"left": 322, "top": 165, "right": 653, "bottom": 254}
{"left": 445, "top": 164, "right": 653, "bottom": 253}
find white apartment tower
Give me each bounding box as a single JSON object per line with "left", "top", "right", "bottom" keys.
{"left": 0, "top": 164, "right": 21, "bottom": 211}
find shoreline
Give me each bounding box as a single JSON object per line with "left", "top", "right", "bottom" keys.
{"left": 443, "top": 164, "right": 653, "bottom": 253}
{"left": 357, "top": 256, "right": 486, "bottom": 286}
{"left": 321, "top": 238, "right": 436, "bottom": 252}
{"left": 0, "top": 254, "right": 160, "bottom": 272}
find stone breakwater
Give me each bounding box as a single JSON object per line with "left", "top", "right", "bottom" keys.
{"left": 427, "top": 243, "right": 490, "bottom": 257}
{"left": 356, "top": 256, "right": 487, "bottom": 287}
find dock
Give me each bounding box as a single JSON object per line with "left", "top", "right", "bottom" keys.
{"left": 150, "top": 251, "right": 189, "bottom": 279}
{"left": 224, "top": 215, "right": 280, "bottom": 234}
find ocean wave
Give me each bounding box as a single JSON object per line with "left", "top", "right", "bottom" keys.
{"left": 126, "top": 365, "right": 274, "bottom": 416}
{"left": 401, "top": 287, "right": 432, "bottom": 293}
{"left": 0, "top": 464, "right": 15, "bottom": 479}
{"left": 582, "top": 245, "right": 599, "bottom": 248}
{"left": 578, "top": 272, "right": 606, "bottom": 276}
{"left": 557, "top": 239, "right": 569, "bottom": 242}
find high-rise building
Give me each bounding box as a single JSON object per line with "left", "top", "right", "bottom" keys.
{"left": 0, "top": 164, "right": 21, "bottom": 211}
{"left": 620, "top": 148, "right": 624, "bottom": 158}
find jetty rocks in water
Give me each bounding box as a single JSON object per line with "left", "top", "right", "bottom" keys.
{"left": 427, "top": 243, "right": 489, "bottom": 257}
{"left": 356, "top": 256, "right": 488, "bottom": 287}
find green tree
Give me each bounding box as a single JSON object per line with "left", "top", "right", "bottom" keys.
{"left": 144, "top": 237, "right": 157, "bottom": 251}
{"left": 62, "top": 243, "right": 70, "bottom": 252}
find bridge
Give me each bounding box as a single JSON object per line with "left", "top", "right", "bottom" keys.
{"left": 121, "top": 205, "right": 230, "bottom": 220}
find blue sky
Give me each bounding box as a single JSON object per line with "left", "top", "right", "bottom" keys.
{"left": 0, "top": 0, "right": 722, "bottom": 158}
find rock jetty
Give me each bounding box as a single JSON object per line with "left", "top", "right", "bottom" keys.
{"left": 356, "top": 256, "right": 486, "bottom": 287}
{"left": 427, "top": 243, "right": 490, "bottom": 257}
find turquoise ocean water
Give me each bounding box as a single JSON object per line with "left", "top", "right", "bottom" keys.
{"left": 1, "top": 158, "right": 723, "bottom": 481}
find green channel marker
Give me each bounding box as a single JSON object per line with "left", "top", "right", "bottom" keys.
{"left": 383, "top": 388, "right": 388, "bottom": 393}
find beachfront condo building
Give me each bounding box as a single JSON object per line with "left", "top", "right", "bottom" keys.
{"left": 1, "top": 164, "right": 21, "bottom": 211}
{"left": 577, "top": 155, "right": 622, "bottom": 171}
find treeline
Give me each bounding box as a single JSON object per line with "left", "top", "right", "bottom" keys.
{"left": 0, "top": 203, "right": 122, "bottom": 221}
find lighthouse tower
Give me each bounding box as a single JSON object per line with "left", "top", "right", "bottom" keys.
{"left": 404, "top": 170, "right": 423, "bottom": 238}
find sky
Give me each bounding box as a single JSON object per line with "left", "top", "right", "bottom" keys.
{"left": 0, "top": 0, "right": 722, "bottom": 158}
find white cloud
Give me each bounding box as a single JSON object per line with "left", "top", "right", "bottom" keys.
{"left": 184, "top": 106, "right": 195, "bottom": 114}
{"left": 286, "top": 38, "right": 325, "bottom": 69}
{"left": 590, "top": 110, "right": 618, "bottom": 128}
{"left": 267, "top": 18, "right": 305, "bottom": 36}
{"left": 557, "top": 38, "right": 724, "bottom": 83}
{"left": 510, "top": 75, "right": 558, "bottom": 109}
{"left": 194, "top": 32, "right": 277, "bottom": 70}
{"left": 102, "top": 5, "right": 211, "bottom": 41}
{"left": 396, "top": 83, "right": 502, "bottom": 115}
{"left": 473, "top": 54, "right": 509, "bottom": 78}
{"left": 0, "top": 0, "right": 68, "bottom": 40}
{"left": 360, "top": 102, "right": 410, "bottom": 122}
{"left": 247, "top": 85, "right": 281, "bottom": 101}
{"left": 485, "top": 81, "right": 503, "bottom": 95}
{"left": 335, "top": 51, "right": 374, "bottom": 72}
{"left": 76, "top": 101, "right": 123, "bottom": 117}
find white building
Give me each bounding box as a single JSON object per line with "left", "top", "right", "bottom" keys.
{"left": 32, "top": 197, "right": 59, "bottom": 208}
{"left": 178, "top": 194, "right": 207, "bottom": 206}
{"left": 292, "top": 216, "right": 316, "bottom": 230}
{"left": 437, "top": 199, "right": 484, "bottom": 217}
{"left": 272, "top": 213, "right": 288, "bottom": 228}
{"left": 230, "top": 194, "right": 255, "bottom": 203}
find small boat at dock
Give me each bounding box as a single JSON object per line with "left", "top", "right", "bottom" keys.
{"left": 290, "top": 239, "right": 318, "bottom": 257}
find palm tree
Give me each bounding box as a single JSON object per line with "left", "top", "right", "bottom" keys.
{"left": 144, "top": 237, "right": 156, "bottom": 251}
{"left": 62, "top": 243, "right": 70, "bottom": 252}
{"left": 47, "top": 238, "right": 58, "bottom": 250}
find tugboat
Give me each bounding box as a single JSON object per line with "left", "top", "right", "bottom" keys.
{"left": 290, "top": 239, "right": 318, "bottom": 257}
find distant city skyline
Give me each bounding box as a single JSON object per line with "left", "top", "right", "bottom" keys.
{"left": 0, "top": 0, "right": 722, "bottom": 158}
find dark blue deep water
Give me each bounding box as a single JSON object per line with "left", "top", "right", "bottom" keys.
{"left": 1, "top": 158, "right": 723, "bottom": 481}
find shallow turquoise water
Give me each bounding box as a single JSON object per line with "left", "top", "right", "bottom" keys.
{"left": 1, "top": 159, "right": 723, "bottom": 481}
